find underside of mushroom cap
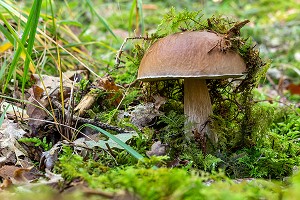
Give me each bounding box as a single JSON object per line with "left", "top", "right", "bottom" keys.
{"left": 138, "top": 31, "right": 247, "bottom": 81}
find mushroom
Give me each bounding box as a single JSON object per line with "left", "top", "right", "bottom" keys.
{"left": 137, "top": 31, "right": 246, "bottom": 140}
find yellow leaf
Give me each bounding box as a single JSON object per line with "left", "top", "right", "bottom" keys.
{"left": 0, "top": 42, "right": 12, "bottom": 53}
{"left": 0, "top": 42, "right": 35, "bottom": 74}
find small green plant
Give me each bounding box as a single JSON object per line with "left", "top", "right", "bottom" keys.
{"left": 158, "top": 110, "right": 186, "bottom": 141}
{"left": 18, "top": 137, "right": 52, "bottom": 151}
{"left": 56, "top": 145, "right": 91, "bottom": 182}
{"left": 78, "top": 79, "right": 90, "bottom": 91}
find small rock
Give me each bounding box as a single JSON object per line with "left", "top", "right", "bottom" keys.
{"left": 146, "top": 141, "right": 167, "bottom": 157}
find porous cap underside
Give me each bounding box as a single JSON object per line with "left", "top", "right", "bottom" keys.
{"left": 138, "top": 31, "right": 247, "bottom": 81}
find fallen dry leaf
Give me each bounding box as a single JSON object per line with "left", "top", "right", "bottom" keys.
{"left": 75, "top": 75, "right": 122, "bottom": 115}
{"left": 0, "top": 165, "right": 38, "bottom": 185}
{"left": 44, "top": 169, "right": 63, "bottom": 184}
{"left": 0, "top": 119, "right": 27, "bottom": 165}
{"left": 31, "top": 74, "right": 75, "bottom": 98}
{"left": 0, "top": 101, "right": 29, "bottom": 120}
{"left": 13, "top": 167, "right": 32, "bottom": 183}
{"left": 39, "top": 142, "right": 61, "bottom": 170}
{"left": 26, "top": 85, "right": 49, "bottom": 134}
{"left": 63, "top": 70, "right": 89, "bottom": 80}
{"left": 153, "top": 95, "right": 167, "bottom": 110}
{"left": 95, "top": 75, "right": 120, "bottom": 92}
{"left": 287, "top": 83, "right": 300, "bottom": 95}
{"left": 0, "top": 165, "right": 20, "bottom": 179}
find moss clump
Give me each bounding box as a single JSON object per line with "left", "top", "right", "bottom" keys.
{"left": 215, "top": 104, "right": 300, "bottom": 179}
{"left": 56, "top": 150, "right": 286, "bottom": 200}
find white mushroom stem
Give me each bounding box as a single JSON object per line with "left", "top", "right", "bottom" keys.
{"left": 184, "top": 79, "right": 212, "bottom": 133}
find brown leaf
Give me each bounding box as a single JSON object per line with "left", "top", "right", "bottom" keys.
{"left": 95, "top": 75, "right": 120, "bottom": 92}
{"left": 287, "top": 83, "right": 300, "bottom": 95}
{"left": 26, "top": 85, "right": 49, "bottom": 134}
{"left": 0, "top": 165, "right": 37, "bottom": 184}
{"left": 31, "top": 74, "right": 74, "bottom": 97}
{"left": 75, "top": 75, "right": 122, "bottom": 116}
{"left": 13, "top": 167, "right": 32, "bottom": 183}
{"left": 0, "top": 165, "right": 16, "bottom": 179}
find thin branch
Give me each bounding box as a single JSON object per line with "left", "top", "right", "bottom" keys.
{"left": 114, "top": 36, "right": 152, "bottom": 69}
{"left": 52, "top": 100, "right": 128, "bottom": 133}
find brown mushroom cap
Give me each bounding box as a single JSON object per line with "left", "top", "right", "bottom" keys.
{"left": 138, "top": 31, "right": 246, "bottom": 81}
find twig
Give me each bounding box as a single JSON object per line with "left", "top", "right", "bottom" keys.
{"left": 73, "top": 116, "right": 127, "bottom": 133}
{"left": 114, "top": 36, "right": 152, "bottom": 69}
{"left": 52, "top": 100, "right": 127, "bottom": 133}
{"left": 123, "top": 79, "right": 139, "bottom": 88}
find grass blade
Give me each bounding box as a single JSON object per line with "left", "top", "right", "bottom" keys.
{"left": 21, "top": 0, "right": 42, "bottom": 94}
{"left": 128, "top": 0, "right": 136, "bottom": 33}
{"left": 0, "top": 23, "right": 14, "bottom": 43}
{"left": 137, "top": 0, "right": 144, "bottom": 34}
{"left": 0, "top": 0, "right": 37, "bottom": 93}
{"left": 0, "top": 59, "right": 7, "bottom": 84}
{"left": 85, "top": 0, "right": 117, "bottom": 40}
{"left": 0, "top": 13, "right": 36, "bottom": 93}
{"left": 0, "top": 1, "right": 100, "bottom": 78}
{"left": 81, "top": 124, "right": 144, "bottom": 161}
{"left": 129, "top": 0, "right": 144, "bottom": 35}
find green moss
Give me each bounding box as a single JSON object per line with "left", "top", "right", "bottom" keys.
{"left": 19, "top": 136, "right": 52, "bottom": 151}
{"left": 55, "top": 150, "right": 288, "bottom": 200}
